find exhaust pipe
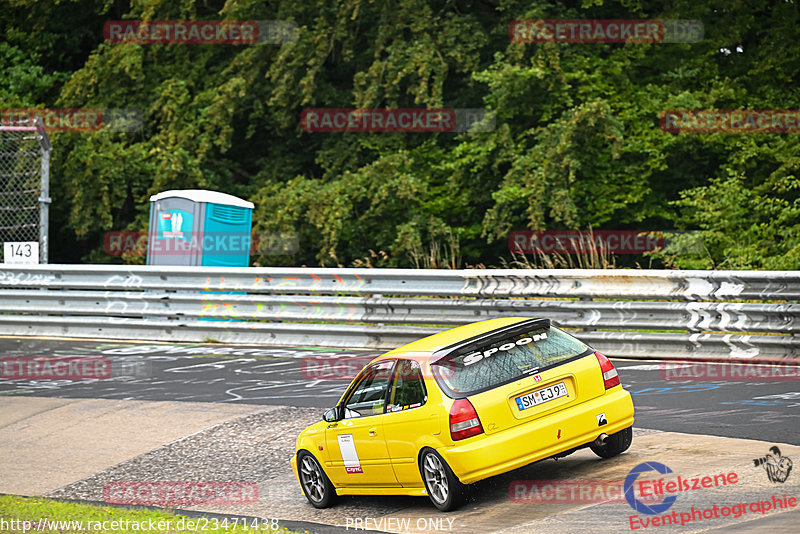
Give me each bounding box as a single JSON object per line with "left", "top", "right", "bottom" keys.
{"left": 594, "top": 433, "right": 608, "bottom": 447}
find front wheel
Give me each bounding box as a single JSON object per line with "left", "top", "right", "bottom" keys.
{"left": 298, "top": 451, "right": 337, "bottom": 508}
{"left": 590, "top": 426, "right": 633, "bottom": 458}
{"left": 419, "top": 449, "right": 465, "bottom": 511}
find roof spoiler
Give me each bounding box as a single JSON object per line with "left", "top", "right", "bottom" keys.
{"left": 431, "top": 318, "right": 550, "bottom": 364}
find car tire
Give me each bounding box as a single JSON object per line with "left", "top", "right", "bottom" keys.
{"left": 419, "top": 448, "right": 465, "bottom": 511}
{"left": 298, "top": 451, "right": 337, "bottom": 508}
{"left": 590, "top": 426, "right": 633, "bottom": 458}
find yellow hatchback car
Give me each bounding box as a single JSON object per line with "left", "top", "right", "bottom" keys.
{"left": 291, "top": 317, "right": 634, "bottom": 511}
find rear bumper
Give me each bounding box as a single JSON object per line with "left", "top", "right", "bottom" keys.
{"left": 440, "top": 387, "right": 634, "bottom": 484}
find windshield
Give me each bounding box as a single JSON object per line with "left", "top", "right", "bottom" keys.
{"left": 431, "top": 325, "right": 591, "bottom": 397}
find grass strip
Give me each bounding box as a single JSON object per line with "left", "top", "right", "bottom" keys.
{"left": 0, "top": 495, "right": 299, "bottom": 534}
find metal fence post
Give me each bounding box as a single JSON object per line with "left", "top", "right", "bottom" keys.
{"left": 35, "top": 117, "right": 52, "bottom": 264}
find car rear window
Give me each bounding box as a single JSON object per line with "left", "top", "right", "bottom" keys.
{"left": 431, "top": 325, "right": 591, "bottom": 397}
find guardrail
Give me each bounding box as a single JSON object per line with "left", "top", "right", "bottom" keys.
{"left": 0, "top": 265, "right": 797, "bottom": 359}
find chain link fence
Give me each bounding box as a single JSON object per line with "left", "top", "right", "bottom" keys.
{"left": 0, "top": 116, "right": 51, "bottom": 263}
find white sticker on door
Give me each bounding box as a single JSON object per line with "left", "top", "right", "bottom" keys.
{"left": 337, "top": 434, "right": 363, "bottom": 473}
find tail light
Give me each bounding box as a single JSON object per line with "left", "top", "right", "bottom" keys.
{"left": 595, "top": 351, "right": 620, "bottom": 389}
{"left": 449, "top": 398, "right": 484, "bottom": 441}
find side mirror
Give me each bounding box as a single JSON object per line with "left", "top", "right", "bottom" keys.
{"left": 323, "top": 407, "right": 338, "bottom": 422}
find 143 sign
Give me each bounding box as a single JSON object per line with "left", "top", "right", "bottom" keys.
{"left": 3, "top": 241, "right": 39, "bottom": 264}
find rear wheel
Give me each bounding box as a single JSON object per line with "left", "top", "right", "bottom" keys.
{"left": 298, "top": 451, "right": 336, "bottom": 508}
{"left": 419, "top": 449, "right": 465, "bottom": 511}
{"left": 590, "top": 426, "right": 633, "bottom": 458}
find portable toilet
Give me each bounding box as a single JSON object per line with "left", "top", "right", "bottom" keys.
{"left": 147, "top": 190, "right": 254, "bottom": 267}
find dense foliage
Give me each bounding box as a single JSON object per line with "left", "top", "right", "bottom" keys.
{"left": 2, "top": 0, "right": 798, "bottom": 268}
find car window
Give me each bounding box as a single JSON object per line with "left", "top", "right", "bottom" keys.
{"left": 432, "top": 326, "right": 591, "bottom": 397}
{"left": 386, "top": 359, "right": 427, "bottom": 413}
{"left": 342, "top": 360, "right": 395, "bottom": 419}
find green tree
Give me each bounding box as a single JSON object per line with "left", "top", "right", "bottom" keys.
{"left": 2, "top": 0, "right": 798, "bottom": 269}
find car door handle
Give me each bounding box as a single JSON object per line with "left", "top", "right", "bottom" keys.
{"left": 368, "top": 427, "right": 378, "bottom": 437}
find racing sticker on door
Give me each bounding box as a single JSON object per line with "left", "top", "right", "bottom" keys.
{"left": 337, "top": 434, "right": 363, "bottom": 473}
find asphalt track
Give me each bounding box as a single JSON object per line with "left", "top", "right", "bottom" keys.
{"left": 1, "top": 337, "right": 798, "bottom": 445}
{"left": 1, "top": 336, "right": 799, "bottom": 533}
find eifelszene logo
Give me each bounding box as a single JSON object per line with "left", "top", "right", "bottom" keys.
{"left": 625, "top": 461, "right": 740, "bottom": 517}
{"left": 624, "top": 462, "right": 677, "bottom": 515}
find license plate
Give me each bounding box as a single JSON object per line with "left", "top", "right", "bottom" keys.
{"left": 515, "top": 382, "right": 568, "bottom": 411}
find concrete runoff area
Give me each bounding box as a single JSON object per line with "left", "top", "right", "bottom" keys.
{"left": 1, "top": 396, "right": 798, "bottom": 533}
{"left": 0, "top": 396, "right": 273, "bottom": 495}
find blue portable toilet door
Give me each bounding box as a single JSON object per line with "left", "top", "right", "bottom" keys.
{"left": 201, "top": 202, "right": 253, "bottom": 267}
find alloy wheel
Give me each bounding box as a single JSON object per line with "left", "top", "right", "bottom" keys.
{"left": 423, "top": 453, "right": 449, "bottom": 504}
{"left": 300, "top": 455, "right": 325, "bottom": 503}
